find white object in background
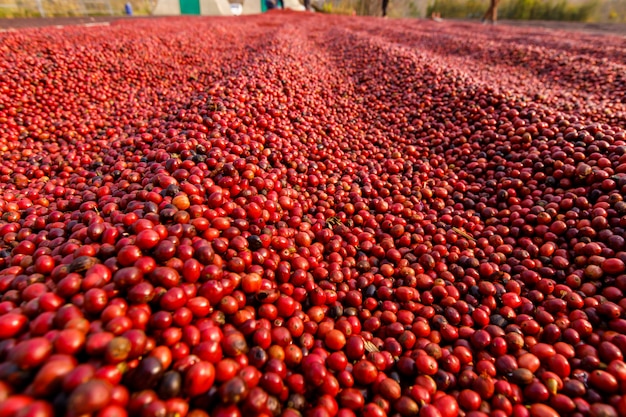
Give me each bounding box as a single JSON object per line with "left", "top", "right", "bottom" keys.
{"left": 284, "top": 0, "right": 305, "bottom": 11}
{"left": 230, "top": 3, "right": 243, "bottom": 15}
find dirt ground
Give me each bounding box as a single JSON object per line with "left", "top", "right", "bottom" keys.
{"left": 499, "top": 19, "right": 626, "bottom": 36}
{"left": 0, "top": 16, "right": 134, "bottom": 30}
{"left": 1, "top": 15, "right": 626, "bottom": 37}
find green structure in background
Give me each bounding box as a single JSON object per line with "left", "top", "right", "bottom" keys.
{"left": 261, "top": 0, "right": 267, "bottom": 12}
{"left": 180, "top": 0, "right": 201, "bottom": 14}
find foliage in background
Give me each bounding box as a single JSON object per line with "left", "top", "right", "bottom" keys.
{"left": 600, "top": 0, "right": 626, "bottom": 21}
{"left": 0, "top": 0, "right": 154, "bottom": 17}
{"left": 425, "top": 0, "right": 483, "bottom": 18}
{"left": 323, "top": 0, "right": 623, "bottom": 22}
{"left": 426, "top": 0, "right": 599, "bottom": 21}
{"left": 315, "top": 0, "right": 427, "bottom": 17}
{"left": 319, "top": 1, "right": 356, "bottom": 15}
{"left": 437, "top": 0, "right": 624, "bottom": 22}
{"left": 0, "top": 0, "right": 623, "bottom": 22}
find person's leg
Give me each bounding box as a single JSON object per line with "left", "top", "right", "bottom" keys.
{"left": 382, "top": 0, "right": 389, "bottom": 16}
{"left": 482, "top": 6, "right": 490, "bottom": 21}
{"left": 304, "top": 0, "right": 310, "bottom": 10}
{"left": 492, "top": 0, "right": 499, "bottom": 22}
{"left": 483, "top": 0, "right": 494, "bottom": 22}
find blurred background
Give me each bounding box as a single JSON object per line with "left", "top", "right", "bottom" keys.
{"left": 0, "top": 0, "right": 624, "bottom": 24}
